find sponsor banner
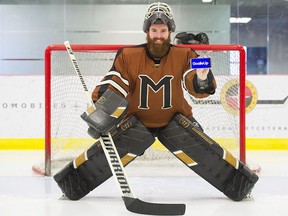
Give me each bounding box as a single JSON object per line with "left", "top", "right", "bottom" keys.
{"left": 245, "top": 76, "right": 288, "bottom": 138}
{"left": 0, "top": 76, "right": 44, "bottom": 137}
{"left": 0, "top": 75, "right": 287, "bottom": 149}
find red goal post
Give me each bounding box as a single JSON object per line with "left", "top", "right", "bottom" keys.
{"left": 37, "top": 44, "right": 246, "bottom": 176}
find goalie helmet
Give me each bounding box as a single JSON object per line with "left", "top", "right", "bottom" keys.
{"left": 143, "top": 2, "right": 176, "bottom": 33}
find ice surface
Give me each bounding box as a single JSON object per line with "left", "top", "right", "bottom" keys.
{"left": 0, "top": 150, "right": 287, "bottom": 216}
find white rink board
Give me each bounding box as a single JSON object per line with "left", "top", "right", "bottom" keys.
{"left": 0, "top": 75, "right": 287, "bottom": 138}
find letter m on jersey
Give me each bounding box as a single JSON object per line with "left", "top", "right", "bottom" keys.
{"left": 138, "top": 75, "right": 173, "bottom": 109}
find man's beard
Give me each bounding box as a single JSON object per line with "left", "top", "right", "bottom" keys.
{"left": 147, "top": 35, "right": 171, "bottom": 59}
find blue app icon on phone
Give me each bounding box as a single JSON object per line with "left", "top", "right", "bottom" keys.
{"left": 190, "top": 58, "right": 211, "bottom": 69}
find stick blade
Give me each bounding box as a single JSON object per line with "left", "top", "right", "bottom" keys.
{"left": 122, "top": 197, "right": 186, "bottom": 215}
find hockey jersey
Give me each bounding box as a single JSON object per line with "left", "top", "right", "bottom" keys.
{"left": 92, "top": 44, "right": 216, "bottom": 128}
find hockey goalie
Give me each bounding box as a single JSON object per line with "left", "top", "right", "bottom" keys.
{"left": 54, "top": 1, "right": 258, "bottom": 205}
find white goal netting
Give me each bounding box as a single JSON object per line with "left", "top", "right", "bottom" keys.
{"left": 33, "top": 44, "right": 246, "bottom": 176}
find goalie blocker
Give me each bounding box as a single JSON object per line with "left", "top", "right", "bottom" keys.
{"left": 158, "top": 113, "right": 259, "bottom": 201}
{"left": 81, "top": 89, "right": 129, "bottom": 138}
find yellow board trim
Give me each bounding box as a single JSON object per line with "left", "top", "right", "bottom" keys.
{"left": 0, "top": 138, "right": 44, "bottom": 150}
{"left": 0, "top": 138, "right": 288, "bottom": 150}
{"left": 246, "top": 138, "right": 288, "bottom": 150}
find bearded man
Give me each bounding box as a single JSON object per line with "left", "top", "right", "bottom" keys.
{"left": 54, "top": 2, "right": 258, "bottom": 203}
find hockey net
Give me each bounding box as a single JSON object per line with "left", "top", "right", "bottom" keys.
{"left": 33, "top": 44, "right": 246, "bottom": 176}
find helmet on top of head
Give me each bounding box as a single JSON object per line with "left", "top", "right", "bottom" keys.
{"left": 143, "top": 2, "right": 176, "bottom": 33}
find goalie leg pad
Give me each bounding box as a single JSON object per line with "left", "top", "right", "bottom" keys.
{"left": 224, "top": 162, "right": 259, "bottom": 201}
{"left": 54, "top": 115, "right": 155, "bottom": 200}
{"left": 158, "top": 113, "right": 258, "bottom": 201}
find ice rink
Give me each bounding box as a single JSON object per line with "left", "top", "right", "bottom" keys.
{"left": 0, "top": 150, "right": 287, "bottom": 216}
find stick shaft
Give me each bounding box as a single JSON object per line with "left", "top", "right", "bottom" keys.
{"left": 64, "top": 40, "right": 135, "bottom": 199}
{"left": 64, "top": 41, "right": 93, "bottom": 105}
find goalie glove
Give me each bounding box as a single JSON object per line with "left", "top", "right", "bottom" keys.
{"left": 174, "top": 32, "right": 209, "bottom": 45}
{"left": 194, "top": 32, "right": 209, "bottom": 44}
{"left": 81, "top": 89, "right": 128, "bottom": 138}
{"left": 174, "top": 32, "right": 197, "bottom": 44}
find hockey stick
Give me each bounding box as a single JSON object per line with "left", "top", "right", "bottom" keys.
{"left": 64, "top": 41, "right": 186, "bottom": 215}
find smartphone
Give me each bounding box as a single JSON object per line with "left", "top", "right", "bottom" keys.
{"left": 190, "top": 57, "right": 211, "bottom": 69}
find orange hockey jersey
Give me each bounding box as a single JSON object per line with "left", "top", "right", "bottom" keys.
{"left": 92, "top": 44, "right": 216, "bottom": 128}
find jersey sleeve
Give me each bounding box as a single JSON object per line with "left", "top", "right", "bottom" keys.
{"left": 182, "top": 50, "right": 216, "bottom": 98}
{"left": 91, "top": 48, "right": 130, "bottom": 101}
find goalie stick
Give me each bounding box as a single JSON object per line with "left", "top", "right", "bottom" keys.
{"left": 64, "top": 41, "right": 186, "bottom": 215}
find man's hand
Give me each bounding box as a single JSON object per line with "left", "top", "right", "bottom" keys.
{"left": 196, "top": 68, "right": 209, "bottom": 80}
